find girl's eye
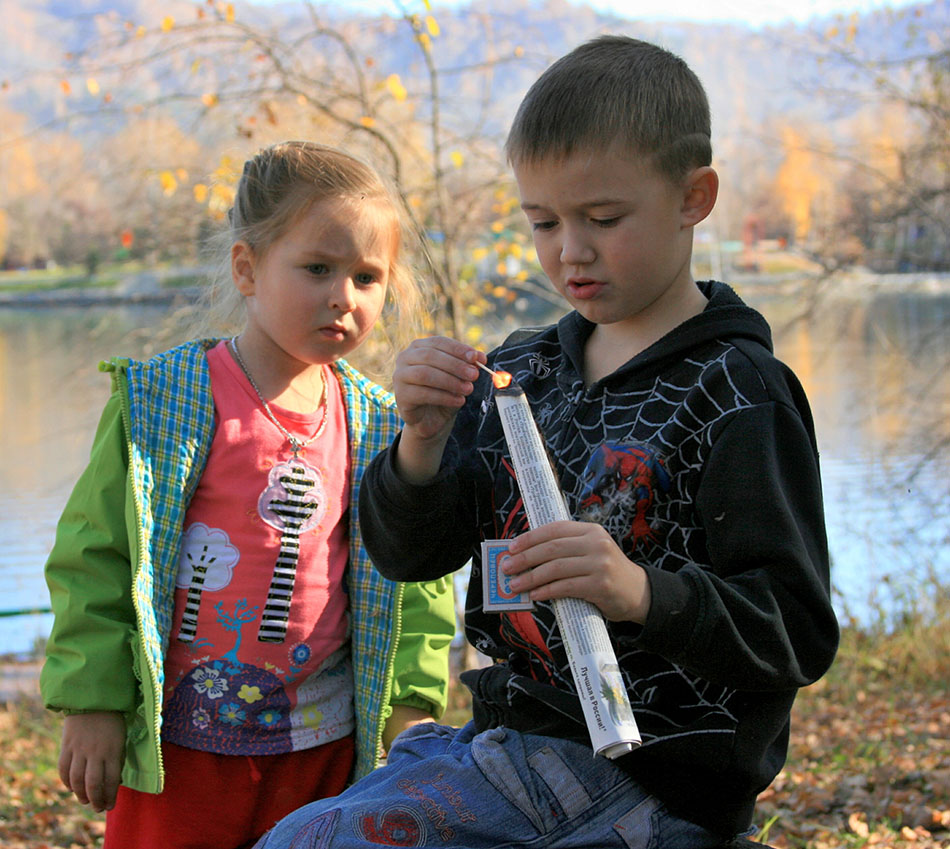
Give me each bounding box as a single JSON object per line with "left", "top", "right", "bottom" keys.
{"left": 592, "top": 217, "right": 620, "bottom": 228}
{"left": 530, "top": 220, "right": 557, "bottom": 232}
{"left": 354, "top": 272, "right": 378, "bottom": 286}
{"left": 306, "top": 263, "right": 330, "bottom": 276}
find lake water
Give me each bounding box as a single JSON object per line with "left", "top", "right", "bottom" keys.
{"left": 1, "top": 282, "right": 948, "bottom": 656}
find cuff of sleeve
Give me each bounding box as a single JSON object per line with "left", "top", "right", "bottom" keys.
{"left": 377, "top": 432, "right": 461, "bottom": 520}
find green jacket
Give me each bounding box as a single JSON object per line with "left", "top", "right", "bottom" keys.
{"left": 41, "top": 339, "right": 454, "bottom": 793}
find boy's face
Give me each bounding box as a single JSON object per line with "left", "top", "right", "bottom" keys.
{"left": 514, "top": 146, "right": 705, "bottom": 344}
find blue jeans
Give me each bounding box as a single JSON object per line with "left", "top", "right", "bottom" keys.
{"left": 252, "top": 721, "right": 722, "bottom": 848}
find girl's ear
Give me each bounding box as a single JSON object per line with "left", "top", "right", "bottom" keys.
{"left": 680, "top": 166, "right": 719, "bottom": 228}
{"left": 232, "top": 241, "right": 256, "bottom": 296}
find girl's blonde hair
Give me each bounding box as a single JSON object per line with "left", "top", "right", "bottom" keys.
{"left": 195, "top": 140, "right": 423, "bottom": 379}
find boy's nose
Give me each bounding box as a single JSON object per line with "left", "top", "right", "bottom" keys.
{"left": 559, "top": 230, "right": 595, "bottom": 266}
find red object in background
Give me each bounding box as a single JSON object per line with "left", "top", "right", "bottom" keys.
{"left": 120, "top": 230, "right": 134, "bottom": 249}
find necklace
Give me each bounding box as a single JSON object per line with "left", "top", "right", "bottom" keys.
{"left": 229, "top": 337, "right": 328, "bottom": 457}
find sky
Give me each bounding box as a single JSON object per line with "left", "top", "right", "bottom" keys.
{"left": 282, "top": 0, "right": 924, "bottom": 28}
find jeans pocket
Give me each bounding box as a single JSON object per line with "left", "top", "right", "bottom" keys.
{"left": 612, "top": 796, "right": 660, "bottom": 849}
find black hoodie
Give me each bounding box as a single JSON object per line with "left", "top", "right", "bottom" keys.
{"left": 360, "top": 280, "right": 839, "bottom": 836}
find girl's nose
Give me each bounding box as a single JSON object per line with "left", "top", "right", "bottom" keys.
{"left": 559, "top": 228, "right": 595, "bottom": 266}
{"left": 328, "top": 277, "right": 358, "bottom": 312}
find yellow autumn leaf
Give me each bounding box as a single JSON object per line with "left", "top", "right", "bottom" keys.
{"left": 472, "top": 247, "right": 489, "bottom": 261}
{"left": 417, "top": 32, "right": 431, "bottom": 50}
{"left": 136, "top": 25, "right": 146, "bottom": 38}
{"left": 465, "top": 325, "right": 483, "bottom": 344}
{"left": 60, "top": 79, "right": 72, "bottom": 96}
{"left": 359, "top": 115, "right": 376, "bottom": 128}
{"left": 191, "top": 59, "right": 202, "bottom": 74}
{"left": 495, "top": 262, "right": 507, "bottom": 276}
{"left": 159, "top": 171, "right": 178, "bottom": 195}
{"left": 525, "top": 247, "right": 537, "bottom": 263}
{"left": 201, "top": 92, "right": 219, "bottom": 107}
{"left": 425, "top": 15, "right": 440, "bottom": 36}
{"left": 161, "top": 16, "right": 174, "bottom": 32}
{"left": 515, "top": 270, "right": 528, "bottom": 281}
{"left": 225, "top": 3, "right": 235, "bottom": 22}
{"left": 176, "top": 168, "right": 188, "bottom": 181}
{"left": 86, "top": 78, "right": 100, "bottom": 95}
{"left": 514, "top": 46, "right": 524, "bottom": 57}
{"left": 193, "top": 183, "right": 209, "bottom": 203}
{"left": 422, "top": 0, "right": 430, "bottom": 8}
{"left": 450, "top": 151, "right": 463, "bottom": 168}
{"left": 491, "top": 221, "right": 504, "bottom": 233}
{"left": 386, "top": 74, "right": 407, "bottom": 102}
{"left": 509, "top": 243, "right": 523, "bottom": 258}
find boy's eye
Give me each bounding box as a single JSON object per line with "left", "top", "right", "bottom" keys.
{"left": 306, "top": 263, "right": 330, "bottom": 276}
{"left": 530, "top": 220, "right": 557, "bottom": 232}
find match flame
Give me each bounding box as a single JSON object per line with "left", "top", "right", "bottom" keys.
{"left": 492, "top": 370, "right": 513, "bottom": 389}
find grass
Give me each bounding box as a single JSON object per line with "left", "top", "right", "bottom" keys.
{"left": 3, "top": 598, "right": 949, "bottom": 849}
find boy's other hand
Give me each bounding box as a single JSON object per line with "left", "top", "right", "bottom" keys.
{"left": 503, "top": 521, "right": 651, "bottom": 623}
{"left": 392, "top": 337, "right": 486, "bottom": 483}
{"left": 59, "top": 711, "right": 126, "bottom": 812}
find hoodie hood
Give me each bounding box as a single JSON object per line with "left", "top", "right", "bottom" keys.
{"left": 557, "top": 280, "right": 773, "bottom": 386}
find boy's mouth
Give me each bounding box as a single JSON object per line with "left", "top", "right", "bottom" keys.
{"left": 566, "top": 277, "right": 605, "bottom": 300}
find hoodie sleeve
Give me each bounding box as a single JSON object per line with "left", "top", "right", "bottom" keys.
{"left": 639, "top": 398, "right": 839, "bottom": 691}
{"left": 359, "top": 429, "right": 483, "bottom": 583}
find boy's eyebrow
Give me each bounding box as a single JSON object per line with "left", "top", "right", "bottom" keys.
{"left": 520, "top": 198, "right": 628, "bottom": 211}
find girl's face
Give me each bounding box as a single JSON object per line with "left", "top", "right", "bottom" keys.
{"left": 234, "top": 195, "right": 396, "bottom": 370}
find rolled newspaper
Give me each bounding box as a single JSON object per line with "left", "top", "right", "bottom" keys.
{"left": 487, "top": 366, "right": 641, "bottom": 758}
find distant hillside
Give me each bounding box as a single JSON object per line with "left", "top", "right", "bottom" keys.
{"left": 1, "top": 0, "right": 945, "bottom": 148}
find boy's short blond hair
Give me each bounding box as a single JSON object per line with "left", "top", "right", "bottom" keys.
{"left": 505, "top": 35, "right": 712, "bottom": 182}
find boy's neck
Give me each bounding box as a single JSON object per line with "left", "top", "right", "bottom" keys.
{"left": 582, "top": 281, "right": 708, "bottom": 384}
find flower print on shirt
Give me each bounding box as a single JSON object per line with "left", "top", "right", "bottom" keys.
{"left": 192, "top": 665, "right": 229, "bottom": 699}
{"left": 219, "top": 702, "right": 247, "bottom": 726}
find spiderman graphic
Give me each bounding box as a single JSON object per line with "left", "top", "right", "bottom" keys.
{"left": 578, "top": 442, "right": 671, "bottom": 548}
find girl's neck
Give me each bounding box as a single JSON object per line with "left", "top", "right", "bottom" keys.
{"left": 230, "top": 334, "right": 327, "bottom": 415}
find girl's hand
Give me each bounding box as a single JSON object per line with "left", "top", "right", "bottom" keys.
{"left": 503, "top": 521, "right": 651, "bottom": 623}
{"left": 392, "top": 337, "right": 486, "bottom": 484}
{"left": 59, "top": 711, "right": 126, "bottom": 812}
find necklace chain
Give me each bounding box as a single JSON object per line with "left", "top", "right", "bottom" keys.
{"left": 229, "top": 337, "right": 328, "bottom": 457}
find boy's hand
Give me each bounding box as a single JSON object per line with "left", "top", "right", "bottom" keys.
{"left": 392, "top": 337, "right": 486, "bottom": 483}
{"left": 381, "top": 704, "right": 436, "bottom": 753}
{"left": 59, "top": 711, "right": 126, "bottom": 812}
{"left": 503, "top": 521, "right": 651, "bottom": 623}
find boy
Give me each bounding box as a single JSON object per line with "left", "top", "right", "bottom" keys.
{"left": 253, "top": 35, "right": 839, "bottom": 846}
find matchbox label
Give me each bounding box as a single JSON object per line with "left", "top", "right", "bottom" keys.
{"left": 481, "top": 539, "right": 534, "bottom": 611}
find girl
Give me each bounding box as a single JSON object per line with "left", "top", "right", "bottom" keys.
{"left": 40, "top": 141, "right": 455, "bottom": 849}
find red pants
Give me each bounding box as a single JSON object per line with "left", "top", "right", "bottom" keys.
{"left": 104, "top": 736, "right": 355, "bottom": 849}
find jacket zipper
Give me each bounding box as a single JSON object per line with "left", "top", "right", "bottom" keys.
{"left": 375, "top": 580, "right": 406, "bottom": 765}
{"left": 108, "top": 358, "right": 166, "bottom": 791}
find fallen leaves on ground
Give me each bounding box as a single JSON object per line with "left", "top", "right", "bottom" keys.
{"left": 2, "top": 679, "right": 948, "bottom": 847}
{"left": 756, "top": 683, "right": 950, "bottom": 847}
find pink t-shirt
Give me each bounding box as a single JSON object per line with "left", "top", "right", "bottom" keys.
{"left": 162, "top": 341, "right": 354, "bottom": 755}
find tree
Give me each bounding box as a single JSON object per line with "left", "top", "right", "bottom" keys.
{"left": 43, "top": 0, "right": 536, "bottom": 338}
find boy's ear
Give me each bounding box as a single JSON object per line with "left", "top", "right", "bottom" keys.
{"left": 680, "top": 166, "right": 718, "bottom": 228}
{"left": 232, "top": 240, "right": 257, "bottom": 296}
